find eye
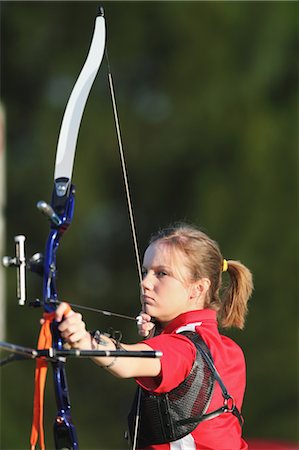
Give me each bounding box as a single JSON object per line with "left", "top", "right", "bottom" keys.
{"left": 141, "top": 269, "right": 148, "bottom": 278}
{"left": 156, "top": 271, "right": 168, "bottom": 277}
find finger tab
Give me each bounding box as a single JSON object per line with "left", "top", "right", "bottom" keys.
{"left": 136, "top": 315, "right": 143, "bottom": 325}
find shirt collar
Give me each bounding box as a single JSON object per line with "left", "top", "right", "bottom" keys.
{"left": 162, "top": 309, "right": 217, "bottom": 334}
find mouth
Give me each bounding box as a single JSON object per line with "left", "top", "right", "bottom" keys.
{"left": 142, "top": 295, "right": 155, "bottom": 305}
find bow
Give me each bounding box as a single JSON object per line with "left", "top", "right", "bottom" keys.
{"left": 31, "top": 8, "right": 106, "bottom": 450}
{"left": 1, "top": 6, "right": 159, "bottom": 450}
{"left": 23, "top": 7, "right": 105, "bottom": 450}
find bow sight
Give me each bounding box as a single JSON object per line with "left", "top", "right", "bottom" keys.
{"left": 2, "top": 235, "right": 26, "bottom": 305}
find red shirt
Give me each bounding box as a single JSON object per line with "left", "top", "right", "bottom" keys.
{"left": 136, "top": 309, "right": 248, "bottom": 450}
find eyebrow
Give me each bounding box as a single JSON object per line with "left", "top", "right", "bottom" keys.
{"left": 142, "top": 264, "right": 173, "bottom": 273}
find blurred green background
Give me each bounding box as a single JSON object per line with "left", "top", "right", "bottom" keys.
{"left": 0, "top": 1, "right": 298, "bottom": 449}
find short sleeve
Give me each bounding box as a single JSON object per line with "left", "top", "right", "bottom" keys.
{"left": 135, "top": 334, "right": 196, "bottom": 394}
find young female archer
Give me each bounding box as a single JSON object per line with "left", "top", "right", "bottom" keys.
{"left": 56, "top": 223, "right": 253, "bottom": 450}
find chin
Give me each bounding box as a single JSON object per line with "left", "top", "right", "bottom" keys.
{"left": 144, "top": 305, "right": 155, "bottom": 316}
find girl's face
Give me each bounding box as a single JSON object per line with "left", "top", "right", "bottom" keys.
{"left": 141, "top": 241, "right": 202, "bottom": 325}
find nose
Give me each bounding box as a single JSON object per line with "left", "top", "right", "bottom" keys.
{"left": 141, "top": 271, "right": 153, "bottom": 291}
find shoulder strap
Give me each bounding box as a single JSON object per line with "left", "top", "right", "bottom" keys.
{"left": 178, "top": 331, "right": 244, "bottom": 427}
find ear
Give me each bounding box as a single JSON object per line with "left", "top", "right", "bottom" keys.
{"left": 189, "top": 278, "right": 211, "bottom": 301}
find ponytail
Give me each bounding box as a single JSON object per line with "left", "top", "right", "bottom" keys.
{"left": 219, "top": 260, "right": 253, "bottom": 329}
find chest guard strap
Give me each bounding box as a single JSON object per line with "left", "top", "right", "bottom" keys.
{"left": 177, "top": 331, "right": 243, "bottom": 428}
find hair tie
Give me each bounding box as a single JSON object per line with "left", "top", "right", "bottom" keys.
{"left": 222, "top": 259, "right": 228, "bottom": 272}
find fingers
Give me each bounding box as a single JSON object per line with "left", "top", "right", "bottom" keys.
{"left": 136, "top": 312, "right": 151, "bottom": 325}
{"left": 55, "top": 303, "right": 90, "bottom": 348}
{"left": 55, "top": 302, "right": 73, "bottom": 322}
{"left": 40, "top": 301, "right": 72, "bottom": 326}
{"left": 136, "top": 312, "right": 155, "bottom": 337}
{"left": 58, "top": 311, "right": 88, "bottom": 345}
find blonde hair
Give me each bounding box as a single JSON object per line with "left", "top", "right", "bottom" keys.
{"left": 149, "top": 223, "right": 253, "bottom": 329}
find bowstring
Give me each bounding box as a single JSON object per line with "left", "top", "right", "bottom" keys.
{"left": 105, "top": 50, "right": 143, "bottom": 290}
{"left": 105, "top": 48, "right": 144, "bottom": 450}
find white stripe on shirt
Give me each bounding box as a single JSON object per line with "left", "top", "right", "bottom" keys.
{"left": 170, "top": 433, "right": 196, "bottom": 450}
{"left": 175, "top": 322, "right": 202, "bottom": 334}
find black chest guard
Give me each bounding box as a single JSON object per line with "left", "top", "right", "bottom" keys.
{"left": 127, "top": 331, "right": 243, "bottom": 448}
